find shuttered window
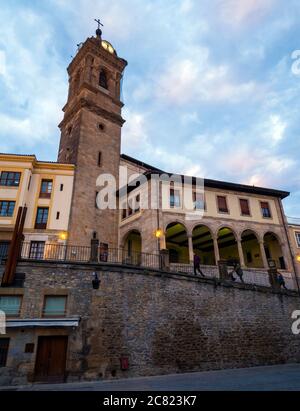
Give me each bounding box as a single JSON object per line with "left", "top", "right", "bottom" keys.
{"left": 217, "top": 196, "right": 228, "bottom": 213}
{"left": 240, "top": 199, "right": 250, "bottom": 216}
{"left": 43, "top": 296, "right": 67, "bottom": 317}
{"left": 0, "top": 296, "right": 22, "bottom": 317}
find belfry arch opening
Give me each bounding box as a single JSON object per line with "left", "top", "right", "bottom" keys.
{"left": 241, "top": 230, "right": 263, "bottom": 268}
{"left": 217, "top": 227, "right": 239, "bottom": 263}
{"left": 192, "top": 225, "right": 215, "bottom": 265}
{"left": 166, "top": 223, "right": 189, "bottom": 264}
{"left": 99, "top": 69, "right": 108, "bottom": 89}
{"left": 264, "top": 232, "right": 286, "bottom": 269}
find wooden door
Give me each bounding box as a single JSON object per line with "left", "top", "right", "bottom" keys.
{"left": 35, "top": 336, "right": 68, "bottom": 382}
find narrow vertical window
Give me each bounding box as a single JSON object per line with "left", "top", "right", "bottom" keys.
{"left": 98, "top": 152, "right": 102, "bottom": 167}
{"left": 99, "top": 69, "right": 108, "bottom": 89}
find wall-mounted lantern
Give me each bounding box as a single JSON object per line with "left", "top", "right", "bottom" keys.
{"left": 92, "top": 272, "right": 101, "bottom": 290}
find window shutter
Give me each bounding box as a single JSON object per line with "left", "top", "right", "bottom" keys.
{"left": 218, "top": 196, "right": 228, "bottom": 212}
{"left": 240, "top": 199, "right": 250, "bottom": 215}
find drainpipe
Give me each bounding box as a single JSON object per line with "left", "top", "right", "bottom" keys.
{"left": 278, "top": 198, "right": 300, "bottom": 297}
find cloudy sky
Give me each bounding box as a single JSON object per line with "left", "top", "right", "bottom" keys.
{"left": 0, "top": 0, "right": 300, "bottom": 216}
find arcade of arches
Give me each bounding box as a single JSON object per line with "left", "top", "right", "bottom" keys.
{"left": 161, "top": 223, "right": 286, "bottom": 269}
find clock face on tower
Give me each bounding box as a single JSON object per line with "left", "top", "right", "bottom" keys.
{"left": 101, "top": 40, "right": 115, "bottom": 54}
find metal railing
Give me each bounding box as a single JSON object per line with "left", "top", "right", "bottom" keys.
{"left": 20, "top": 242, "right": 161, "bottom": 270}
{"left": 170, "top": 261, "right": 297, "bottom": 290}
{"left": 18, "top": 243, "right": 298, "bottom": 291}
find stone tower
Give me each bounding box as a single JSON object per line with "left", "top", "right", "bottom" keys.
{"left": 58, "top": 27, "right": 127, "bottom": 246}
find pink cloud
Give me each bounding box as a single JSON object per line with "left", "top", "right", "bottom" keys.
{"left": 219, "top": 0, "right": 275, "bottom": 27}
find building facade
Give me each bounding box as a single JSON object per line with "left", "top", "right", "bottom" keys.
{"left": 0, "top": 154, "right": 74, "bottom": 260}
{"left": 0, "top": 28, "right": 300, "bottom": 385}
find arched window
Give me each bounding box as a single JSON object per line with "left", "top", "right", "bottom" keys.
{"left": 99, "top": 69, "right": 108, "bottom": 89}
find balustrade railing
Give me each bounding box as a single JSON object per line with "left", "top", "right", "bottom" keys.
{"left": 17, "top": 243, "right": 297, "bottom": 291}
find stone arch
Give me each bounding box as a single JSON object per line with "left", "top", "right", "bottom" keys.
{"left": 164, "top": 219, "right": 187, "bottom": 234}
{"left": 192, "top": 225, "right": 215, "bottom": 265}
{"left": 214, "top": 224, "right": 238, "bottom": 241}
{"left": 241, "top": 229, "right": 264, "bottom": 268}
{"left": 166, "top": 222, "right": 189, "bottom": 264}
{"left": 264, "top": 232, "right": 286, "bottom": 269}
{"left": 217, "top": 227, "right": 239, "bottom": 263}
{"left": 121, "top": 229, "right": 142, "bottom": 266}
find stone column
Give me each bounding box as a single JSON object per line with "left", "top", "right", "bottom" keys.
{"left": 188, "top": 235, "right": 194, "bottom": 263}
{"left": 280, "top": 242, "right": 290, "bottom": 271}
{"left": 213, "top": 237, "right": 220, "bottom": 265}
{"left": 259, "top": 241, "right": 269, "bottom": 269}
{"left": 237, "top": 239, "right": 246, "bottom": 268}
{"left": 160, "top": 233, "right": 166, "bottom": 250}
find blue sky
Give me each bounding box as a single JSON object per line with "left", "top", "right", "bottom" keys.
{"left": 0, "top": 0, "right": 300, "bottom": 217}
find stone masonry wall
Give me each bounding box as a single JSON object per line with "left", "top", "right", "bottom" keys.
{"left": 1, "top": 261, "right": 300, "bottom": 385}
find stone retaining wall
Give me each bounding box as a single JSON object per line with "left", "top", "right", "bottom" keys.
{"left": 0, "top": 261, "right": 300, "bottom": 385}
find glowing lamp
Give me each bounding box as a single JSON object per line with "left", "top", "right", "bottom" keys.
{"left": 155, "top": 229, "right": 163, "bottom": 239}
{"left": 296, "top": 255, "right": 300, "bottom": 263}
{"left": 59, "top": 232, "right": 68, "bottom": 241}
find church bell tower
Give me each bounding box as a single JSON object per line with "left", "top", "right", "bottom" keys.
{"left": 58, "top": 23, "right": 127, "bottom": 246}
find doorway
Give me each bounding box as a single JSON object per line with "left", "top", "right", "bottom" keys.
{"left": 34, "top": 336, "right": 68, "bottom": 383}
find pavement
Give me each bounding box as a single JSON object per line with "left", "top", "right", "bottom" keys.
{"left": 2, "top": 363, "right": 300, "bottom": 391}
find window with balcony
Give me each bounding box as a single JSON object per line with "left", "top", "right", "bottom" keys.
{"left": 0, "top": 172, "right": 21, "bottom": 187}
{"left": 40, "top": 180, "right": 53, "bottom": 199}
{"left": 35, "top": 207, "right": 49, "bottom": 229}
{"left": 29, "top": 241, "right": 45, "bottom": 259}
{"left": 0, "top": 201, "right": 15, "bottom": 217}
{"left": 43, "top": 296, "right": 67, "bottom": 317}
{"left": 0, "top": 296, "right": 22, "bottom": 317}
{"left": 240, "top": 199, "right": 250, "bottom": 216}
{"left": 217, "top": 196, "right": 229, "bottom": 213}
{"left": 261, "top": 202, "right": 272, "bottom": 218}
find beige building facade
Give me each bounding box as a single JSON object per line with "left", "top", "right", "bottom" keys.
{"left": 0, "top": 29, "right": 298, "bottom": 279}
{"left": 0, "top": 154, "right": 74, "bottom": 259}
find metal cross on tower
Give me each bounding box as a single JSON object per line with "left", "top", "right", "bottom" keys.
{"left": 94, "top": 19, "right": 104, "bottom": 29}
{"left": 94, "top": 19, "right": 104, "bottom": 38}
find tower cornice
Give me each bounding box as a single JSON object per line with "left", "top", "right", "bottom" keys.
{"left": 68, "top": 37, "right": 128, "bottom": 75}
{"left": 59, "top": 97, "right": 126, "bottom": 129}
